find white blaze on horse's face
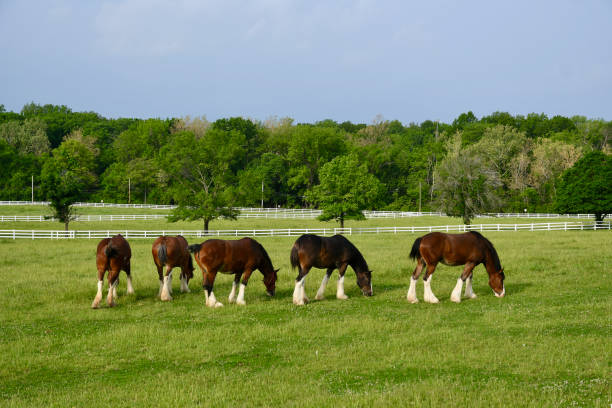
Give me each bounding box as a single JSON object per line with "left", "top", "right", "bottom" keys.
{"left": 494, "top": 284, "right": 506, "bottom": 298}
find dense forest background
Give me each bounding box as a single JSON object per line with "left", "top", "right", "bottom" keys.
{"left": 1, "top": 103, "right": 610, "bottom": 214}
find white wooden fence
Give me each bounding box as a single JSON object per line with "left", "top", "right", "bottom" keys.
{"left": 1, "top": 221, "right": 609, "bottom": 239}
{"left": 0, "top": 201, "right": 608, "bottom": 220}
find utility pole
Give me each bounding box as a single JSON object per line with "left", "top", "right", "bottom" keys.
{"left": 261, "top": 180, "right": 264, "bottom": 208}
{"left": 419, "top": 181, "right": 421, "bottom": 213}
{"left": 31, "top": 175, "right": 34, "bottom": 202}
{"left": 128, "top": 178, "right": 131, "bottom": 204}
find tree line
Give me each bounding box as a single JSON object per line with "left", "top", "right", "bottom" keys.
{"left": 0, "top": 103, "right": 610, "bottom": 229}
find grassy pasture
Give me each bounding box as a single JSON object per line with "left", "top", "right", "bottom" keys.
{"left": 0, "top": 217, "right": 610, "bottom": 407}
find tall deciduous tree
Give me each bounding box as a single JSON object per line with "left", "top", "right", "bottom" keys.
{"left": 40, "top": 139, "right": 98, "bottom": 230}
{"left": 287, "top": 125, "right": 347, "bottom": 204}
{"left": 305, "top": 154, "right": 383, "bottom": 228}
{"left": 555, "top": 151, "right": 612, "bottom": 222}
{"left": 159, "top": 130, "right": 243, "bottom": 232}
{"left": 434, "top": 134, "right": 502, "bottom": 224}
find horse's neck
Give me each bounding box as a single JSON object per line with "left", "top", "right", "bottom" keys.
{"left": 483, "top": 250, "right": 498, "bottom": 274}
{"left": 349, "top": 251, "right": 368, "bottom": 273}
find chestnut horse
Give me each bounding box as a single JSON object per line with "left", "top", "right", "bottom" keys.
{"left": 188, "top": 238, "right": 278, "bottom": 308}
{"left": 152, "top": 235, "right": 194, "bottom": 301}
{"left": 92, "top": 234, "right": 133, "bottom": 308}
{"left": 290, "top": 234, "right": 373, "bottom": 305}
{"left": 407, "top": 231, "right": 505, "bottom": 304}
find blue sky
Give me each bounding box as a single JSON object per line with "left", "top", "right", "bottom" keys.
{"left": 1, "top": 0, "right": 610, "bottom": 124}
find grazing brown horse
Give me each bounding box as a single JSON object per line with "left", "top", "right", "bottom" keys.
{"left": 92, "top": 234, "right": 133, "bottom": 308}
{"left": 290, "top": 234, "right": 373, "bottom": 305}
{"left": 188, "top": 238, "right": 278, "bottom": 308}
{"left": 152, "top": 235, "right": 194, "bottom": 301}
{"left": 407, "top": 231, "right": 505, "bottom": 304}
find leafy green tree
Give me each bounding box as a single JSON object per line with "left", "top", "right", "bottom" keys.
{"left": 305, "top": 154, "right": 384, "bottom": 228}
{"left": 434, "top": 134, "right": 502, "bottom": 224}
{"left": 237, "top": 153, "right": 288, "bottom": 207}
{"left": 555, "top": 151, "right": 612, "bottom": 221}
{"left": 40, "top": 139, "right": 98, "bottom": 230}
{"left": 528, "top": 139, "right": 581, "bottom": 208}
{"left": 287, "top": 125, "right": 347, "bottom": 205}
{"left": 0, "top": 118, "right": 49, "bottom": 155}
{"left": 99, "top": 158, "right": 159, "bottom": 203}
{"left": 159, "top": 130, "right": 243, "bottom": 232}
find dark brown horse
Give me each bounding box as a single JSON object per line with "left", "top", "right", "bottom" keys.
{"left": 290, "top": 234, "right": 373, "bottom": 305}
{"left": 152, "top": 235, "right": 194, "bottom": 301}
{"left": 92, "top": 234, "right": 133, "bottom": 308}
{"left": 407, "top": 231, "right": 505, "bottom": 304}
{"left": 188, "top": 238, "right": 278, "bottom": 307}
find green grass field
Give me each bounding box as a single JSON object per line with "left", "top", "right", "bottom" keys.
{"left": 0, "top": 214, "right": 610, "bottom": 407}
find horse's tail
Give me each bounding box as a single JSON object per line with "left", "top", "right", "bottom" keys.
{"left": 290, "top": 243, "right": 299, "bottom": 270}
{"left": 188, "top": 243, "right": 202, "bottom": 254}
{"left": 409, "top": 237, "right": 422, "bottom": 261}
{"left": 104, "top": 241, "right": 117, "bottom": 258}
{"left": 158, "top": 243, "right": 167, "bottom": 265}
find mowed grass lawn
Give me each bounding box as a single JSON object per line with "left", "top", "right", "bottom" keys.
{"left": 0, "top": 225, "right": 610, "bottom": 406}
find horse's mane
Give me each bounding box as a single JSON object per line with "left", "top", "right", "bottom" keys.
{"left": 251, "top": 239, "right": 274, "bottom": 270}
{"left": 334, "top": 235, "right": 369, "bottom": 272}
{"left": 468, "top": 231, "right": 501, "bottom": 270}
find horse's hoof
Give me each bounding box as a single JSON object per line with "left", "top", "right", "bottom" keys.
{"left": 467, "top": 293, "right": 477, "bottom": 299}
{"left": 214, "top": 302, "right": 224, "bottom": 308}
{"left": 236, "top": 300, "right": 246, "bottom": 306}
{"left": 450, "top": 296, "right": 461, "bottom": 303}
{"left": 336, "top": 294, "right": 348, "bottom": 300}
{"left": 91, "top": 301, "right": 100, "bottom": 309}
{"left": 407, "top": 297, "right": 419, "bottom": 304}
{"left": 315, "top": 293, "right": 324, "bottom": 300}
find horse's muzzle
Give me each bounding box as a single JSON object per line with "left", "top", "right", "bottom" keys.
{"left": 266, "top": 290, "right": 275, "bottom": 297}
{"left": 494, "top": 285, "right": 505, "bottom": 298}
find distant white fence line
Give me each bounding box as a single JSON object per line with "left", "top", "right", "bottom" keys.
{"left": 1, "top": 221, "right": 609, "bottom": 239}
{"left": 0, "top": 214, "right": 169, "bottom": 222}
{"left": 0, "top": 201, "right": 607, "bottom": 220}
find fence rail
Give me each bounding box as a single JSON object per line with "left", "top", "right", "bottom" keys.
{"left": 1, "top": 221, "right": 609, "bottom": 239}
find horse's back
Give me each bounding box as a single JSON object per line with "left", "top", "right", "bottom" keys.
{"left": 196, "top": 238, "right": 265, "bottom": 272}
{"left": 293, "top": 234, "right": 356, "bottom": 268}
{"left": 419, "top": 232, "right": 484, "bottom": 265}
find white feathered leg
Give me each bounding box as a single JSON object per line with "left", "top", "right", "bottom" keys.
{"left": 236, "top": 283, "right": 247, "bottom": 306}
{"left": 450, "top": 278, "right": 463, "bottom": 303}
{"left": 107, "top": 279, "right": 118, "bottom": 307}
{"left": 92, "top": 280, "right": 103, "bottom": 309}
{"left": 126, "top": 275, "right": 134, "bottom": 295}
{"left": 228, "top": 281, "right": 237, "bottom": 303}
{"left": 315, "top": 274, "right": 330, "bottom": 300}
{"left": 336, "top": 275, "right": 348, "bottom": 300}
{"left": 180, "top": 276, "right": 190, "bottom": 293}
{"left": 406, "top": 276, "right": 419, "bottom": 303}
{"left": 423, "top": 275, "right": 439, "bottom": 304}
{"left": 293, "top": 277, "right": 307, "bottom": 305}
{"left": 464, "top": 276, "right": 477, "bottom": 299}
{"left": 205, "top": 290, "right": 223, "bottom": 308}
{"left": 160, "top": 272, "right": 173, "bottom": 301}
